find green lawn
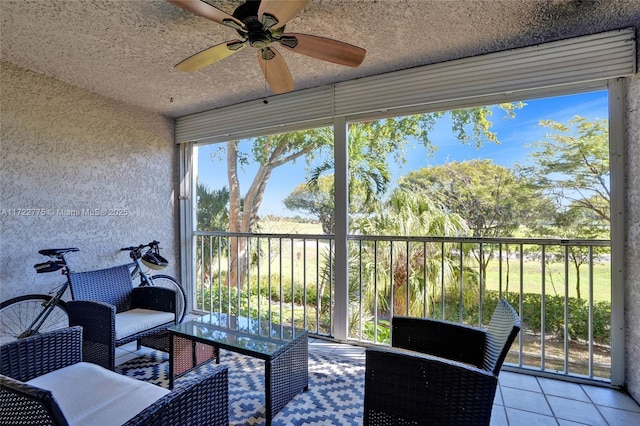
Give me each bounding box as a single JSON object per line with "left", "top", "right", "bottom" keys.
{"left": 258, "top": 219, "right": 323, "bottom": 235}
{"left": 484, "top": 261, "right": 611, "bottom": 302}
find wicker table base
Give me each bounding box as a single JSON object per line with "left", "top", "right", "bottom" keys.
{"left": 170, "top": 336, "right": 218, "bottom": 379}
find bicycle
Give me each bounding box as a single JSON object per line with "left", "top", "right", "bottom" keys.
{"left": 0, "top": 248, "right": 79, "bottom": 344}
{"left": 121, "top": 240, "right": 187, "bottom": 323}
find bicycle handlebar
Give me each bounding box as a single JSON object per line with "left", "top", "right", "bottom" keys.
{"left": 120, "top": 240, "right": 160, "bottom": 252}
{"left": 120, "top": 245, "right": 144, "bottom": 252}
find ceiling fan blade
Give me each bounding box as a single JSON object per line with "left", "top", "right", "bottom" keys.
{"left": 166, "top": 0, "right": 245, "bottom": 30}
{"left": 258, "top": 0, "right": 309, "bottom": 29}
{"left": 175, "top": 40, "right": 246, "bottom": 72}
{"left": 258, "top": 47, "right": 294, "bottom": 94}
{"left": 279, "top": 33, "right": 366, "bottom": 67}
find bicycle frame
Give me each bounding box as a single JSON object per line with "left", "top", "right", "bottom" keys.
{"left": 130, "top": 257, "right": 154, "bottom": 286}
{"left": 18, "top": 248, "right": 77, "bottom": 337}
{"left": 18, "top": 279, "right": 69, "bottom": 338}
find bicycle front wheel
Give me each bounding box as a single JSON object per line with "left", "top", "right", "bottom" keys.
{"left": 150, "top": 275, "right": 187, "bottom": 323}
{"left": 0, "top": 295, "right": 68, "bottom": 344}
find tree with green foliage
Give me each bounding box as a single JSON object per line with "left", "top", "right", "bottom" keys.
{"left": 555, "top": 202, "right": 609, "bottom": 300}
{"left": 352, "top": 189, "right": 471, "bottom": 319}
{"left": 197, "top": 183, "right": 230, "bottom": 231}
{"left": 524, "top": 115, "right": 610, "bottom": 223}
{"left": 308, "top": 103, "right": 523, "bottom": 216}
{"left": 528, "top": 198, "right": 609, "bottom": 300}
{"left": 521, "top": 116, "right": 610, "bottom": 299}
{"left": 224, "top": 130, "right": 332, "bottom": 286}
{"left": 398, "top": 159, "right": 548, "bottom": 288}
{"left": 283, "top": 175, "right": 335, "bottom": 234}
{"left": 196, "top": 184, "right": 230, "bottom": 286}
{"left": 399, "top": 159, "right": 544, "bottom": 237}
{"left": 283, "top": 173, "right": 373, "bottom": 234}
{"left": 215, "top": 104, "right": 521, "bottom": 286}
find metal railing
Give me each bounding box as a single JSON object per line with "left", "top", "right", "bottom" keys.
{"left": 193, "top": 231, "right": 612, "bottom": 382}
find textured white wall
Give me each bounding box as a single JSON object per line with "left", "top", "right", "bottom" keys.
{"left": 626, "top": 72, "right": 640, "bottom": 402}
{"left": 0, "top": 62, "right": 178, "bottom": 302}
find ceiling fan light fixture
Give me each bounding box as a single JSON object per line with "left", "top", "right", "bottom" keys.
{"left": 279, "top": 36, "right": 298, "bottom": 49}
{"left": 260, "top": 13, "right": 279, "bottom": 29}
{"left": 261, "top": 48, "right": 276, "bottom": 61}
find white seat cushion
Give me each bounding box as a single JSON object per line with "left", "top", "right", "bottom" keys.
{"left": 116, "top": 308, "right": 174, "bottom": 340}
{"left": 27, "top": 362, "right": 169, "bottom": 426}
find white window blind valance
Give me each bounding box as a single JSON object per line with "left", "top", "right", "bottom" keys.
{"left": 175, "top": 28, "right": 636, "bottom": 144}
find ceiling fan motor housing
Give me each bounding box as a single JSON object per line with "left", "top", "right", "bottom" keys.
{"left": 233, "top": 0, "right": 284, "bottom": 50}
{"left": 249, "top": 31, "right": 271, "bottom": 49}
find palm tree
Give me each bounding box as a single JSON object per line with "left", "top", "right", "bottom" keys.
{"left": 352, "top": 189, "right": 474, "bottom": 327}
{"left": 196, "top": 183, "right": 230, "bottom": 290}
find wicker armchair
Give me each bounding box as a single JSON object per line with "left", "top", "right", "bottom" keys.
{"left": 364, "top": 298, "right": 521, "bottom": 426}
{"left": 0, "top": 327, "right": 229, "bottom": 426}
{"left": 67, "top": 264, "right": 176, "bottom": 370}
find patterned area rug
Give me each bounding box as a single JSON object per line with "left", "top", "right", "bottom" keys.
{"left": 116, "top": 349, "right": 365, "bottom": 425}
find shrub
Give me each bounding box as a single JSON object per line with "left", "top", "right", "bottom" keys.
{"left": 495, "top": 291, "right": 610, "bottom": 345}
{"left": 359, "top": 291, "right": 611, "bottom": 346}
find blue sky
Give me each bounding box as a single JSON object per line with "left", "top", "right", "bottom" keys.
{"left": 197, "top": 90, "right": 608, "bottom": 217}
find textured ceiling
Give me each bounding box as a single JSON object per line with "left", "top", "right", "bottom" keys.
{"left": 1, "top": 0, "right": 639, "bottom": 118}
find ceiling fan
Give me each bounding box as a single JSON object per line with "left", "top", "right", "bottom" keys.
{"left": 166, "top": 0, "right": 366, "bottom": 94}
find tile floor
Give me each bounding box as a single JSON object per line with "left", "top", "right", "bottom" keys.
{"left": 116, "top": 338, "right": 640, "bottom": 426}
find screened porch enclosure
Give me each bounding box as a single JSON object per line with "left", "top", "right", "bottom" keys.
{"left": 178, "top": 30, "right": 633, "bottom": 388}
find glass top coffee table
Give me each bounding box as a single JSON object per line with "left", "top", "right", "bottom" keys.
{"left": 168, "top": 313, "right": 308, "bottom": 425}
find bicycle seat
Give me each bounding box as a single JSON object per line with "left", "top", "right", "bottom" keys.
{"left": 39, "top": 248, "right": 79, "bottom": 257}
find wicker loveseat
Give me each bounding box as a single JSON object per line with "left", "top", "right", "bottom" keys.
{"left": 0, "top": 326, "right": 229, "bottom": 426}
{"left": 364, "top": 298, "right": 521, "bottom": 426}
{"left": 67, "top": 264, "right": 176, "bottom": 370}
